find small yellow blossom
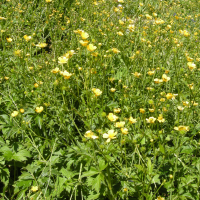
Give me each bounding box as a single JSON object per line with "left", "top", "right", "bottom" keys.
{"left": 31, "top": 186, "right": 38, "bottom": 192}
{"left": 187, "top": 62, "right": 196, "bottom": 70}
{"left": 115, "top": 121, "right": 125, "bottom": 128}
{"left": 14, "top": 50, "right": 21, "bottom": 56}
{"left": 156, "top": 196, "right": 165, "bottom": 200}
{"left": 79, "top": 40, "right": 89, "bottom": 47}
{"left": 103, "top": 130, "right": 117, "bottom": 143}
{"left": 146, "top": 14, "right": 152, "bottom": 20}
{"left": 35, "top": 106, "right": 44, "bottom": 113}
{"left": 129, "top": 117, "right": 137, "bottom": 124}
{"left": 0, "top": 17, "right": 7, "bottom": 20}
{"left": 107, "top": 113, "right": 118, "bottom": 122}
{"left": 146, "top": 117, "right": 156, "bottom": 124}
{"left": 6, "top": 38, "right": 12, "bottom": 43}
{"left": 160, "top": 98, "right": 165, "bottom": 102}
{"left": 157, "top": 115, "right": 165, "bottom": 123}
{"left": 84, "top": 130, "right": 98, "bottom": 139}
{"left": 166, "top": 93, "right": 176, "bottom": 100}
{"left": 154, "top": 78, "right": 163, "bottom": 84}
{"left": 62, "top": 71, "right": 72, "bottom": 79}
{"left": 114, "top": 108, "right": 121, "bottom": 113}
{"left": 128, "top": 24, "right": 135, "bottom": 32}
{"left": 149, "top": 108, "right": 155, "bottom": 112}
{"left": 117, "top": 31, "right": 124, "bottom": 36}
{"left": 162, "top": 74, "right": 170, "bottom": 82}
{"left": 87, "top": 44, "right": 97, "bottom": 52}
{"left": 24, "top": 35, "right": 32, "bottom": 42}
{"left": 81, "top": 31, "right": 89, "bottom": 40}
{"left": 140, "top": 108, "right": 145, "bottom": 114}
{"left": 35, "top": 43, "right": 47, "bottom": 48}
{"left": 11, "top": 111, "right": 19, "bottom": 117}
{"left": 51, "top": 67, "right": 60, "bottom": 74}
{"left": 155, "top": 19, "right": 165, "bottom": 25}
{"left": 110, "top": 88, "right": 116, "bottom": 92}
{"left": 92, "top": 88, "right": 102, "bottom": 97}
{"left": 182, "top": 101, "right": 190, "bottom": 107}
{"left": 112, "top": 48, "right": 120, "bottom": 53}
{"left": 133, "top": 72, "right": 142, "bottom": 78}
{"left": 20, "top": 109, "right": 24, "bottom": 113}
{"left": 34, "top": 83, "right": 39, "bottom": 88}
{"left": 178, "top": 106, "right": 184, "bottom": 111}
{"left": 147, "top": 71, "right": 155, "bottom": 75}
{"left": 4, "top": 77, "right": 9, "bottom": 80}
{"left": 119, "top": 19, "right": 124, "bottom": 25}
{"left": 46, "top": 0, "right": 52, "bottom": 2}
{"left": 174, "top": 126, "right": 189, "bottom": 132}
{"left": 58, "top": 56, "right": 68, "bottom": 64}
{"left": 121, "top": 128, "right": 128, "bottom": 135}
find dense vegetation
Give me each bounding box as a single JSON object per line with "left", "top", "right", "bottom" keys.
{"left": 0, "top": 0, "right": 200, "bottom": 199}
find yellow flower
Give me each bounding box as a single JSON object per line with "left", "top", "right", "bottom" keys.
{"left": 149, "top": 108, "right": 155, "bottom": 112}
{"left": 35, "top": 43, "right": 47, "bottom": 48}
{"left": 81, "top": 31, "right": 89, "bottom": 40}
{"left": 121, "top": 128, "right": 128, "bottom": 135}
{"left": 146, "top": 14, "right": 152, "bottom": 20}
{"left": 183, "top": 30, "right": 190, "bottom": 37}
{"left": 92, "top": 88, "right": 102, "bottom": 97}
{"left": 132, "top": 72, "right": 142, "bottom": 78}
{"left": 182, "top": 101, "right": 190, "bottom": 107}
{"left": 11, "top": 111, "right": 19, "bottom": 117}
{"left": 162, "top": 74, "right": 170, "bottom": 82}
{"left": 154, "top": 78, "right": 163, "bottom": 84}
{"left": 113, "top": 108, "right": 121, "bottom": 113}
{"left": 129, "top": 117, "right": 137, "bottom": 124}
{"left": 174, "top": 126, "right": 189, "bottom": 132}
{"left": 155, "top": 19, "right": 165, "bottom": 25}
{"left": 140, "top": 108, "right": 145, "bottom": 114}
{"left": 146, "top": 117, "right": 156, "bottom": 124}
{"left": 147, "top": 71, "right": 155, "bottom": 75}
{"left": 31, "top": 186, "right": 38, "bottom": 192}
{"left": 128, "top": 24, "right": 135, "bottom": 32}
{"left": 139, "top": 2, "right": 143, "bottom": 6}
{"left": 6, "top": 38, "right": 12, "bottom": 43}
{"left": 103, "top": 130, "right": 117, "bottom": 143}
{"left": 187, "top": 62, "right": 196, "bottom": 70}
{"left": 160, "top": 98, "right": 165, "bottom": 102}
{"left": 35, "top": 106, "right": 44, "bottom": 113}
{"left": 112, "top": 48, "right": 120, "bottom": 54}
{"left": 110, "top": 88, "right": 116, "bottom": 92}
{"left": 20, "top": 109, "right": 25, "bottom": 113}
{"left": 187, "top": 57, "right": 193, "bottom": 62}
{"left": 117, "top": 31, "right": 123, "bottom": 36}
{"left": 118, "top": 0, "right": 124, "bottom": 2}
{"left": 157, "top": 115, "right": 165, "bottom": 123}
{"left": 87, "top": 44, "right": 97, "bottom": 52}
{"left": 79, "top": 40, "right": 89, "bottom": 47}
{"left": 23, "top": 35, "right": 32, "bottom": 42}
{"left": 51, "top": 67, "right": 60, "bottom": 74}
{"left": 58, "top": 56, "right": 68, "bottom": 64}
{"left": 156, "top": 196, "right": 165, "bottom": 200}
{"left": 4, "top": 77, "right": 9, "bottom": 80}
{"left": 192, "top": 101, "right": 198, "bottom": 106}
{"left": 166, "top": 93, "right": 176, "bottom": 100}
{"left": 0, "top": 17, "right": 7, "bottom": 20}
{"left": 107, "top": 113, "right": 118, "bottom": 122}
{"left": 177, "top": 106, "right": 184, "bottom": 111}
{"left": 84, "top": 130, "right": 98, "bottom": 139}
{"left": 119, "top": 19, "right": 124, "bottom": 25}
{"left": 115, "top": 121, "right": 125, "bottom": 128}
{"left": 62, "top": 71, "right": 72, "bottom": 79}
{"left": 34, "top": 83, "right": 39, "bottom": 88}
{"left": 14, "top": 50, "right": 21, "bottom": 56}
{"left": 46, "top": 0, "right": 52, "bottom": 2}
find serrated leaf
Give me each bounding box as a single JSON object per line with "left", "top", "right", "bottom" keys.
{"left": 134, "top": 164, "right": 143, "bottom": 172}
{"left": 0, "top": 114, "right": 10, "bottom": 124}
{"left": 13, "top": 149, "right": 31, "bottom": 161}
{"left": 152, "top": 174, "right": 160, "bottom": 184}
{"left": 0, "top": 146, "right": 13, "bottom": 161}
{"left": 82, "top": 167, "right": 99, "bottom": 177}
{"left": 60, "top": 168, "right": 76, "bottom": 179}
{"left": 92, "top": 174, "right": 101, "bottom": 193}
{"left": 147, "top": 158, "right": 153, "bottom": 174}
{"left": 159, "top": 143, "right": 165, "bottom": 154}
{"left": 99, "top": 159, "right": 107, "bottom": 171}
{"left": 16, "top": 189, "right": 27, "bottom": 200}
{"left": 181, "top": 193, "right": 195, "bottom": 200}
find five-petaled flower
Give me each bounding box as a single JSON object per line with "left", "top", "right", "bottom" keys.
{"left": 103, "top": 130, "right": 117, "bottom": 143}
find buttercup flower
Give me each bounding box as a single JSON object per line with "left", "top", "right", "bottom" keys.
{"left": 6, "top": 38, "right": 12, "bottom": 43}
{"left": 107, "top": 113, "right": 118, "bottom": 122}
{"left": 35, "top": 106, "right": 44, "bottom": 113}
{"left": 110, "top": 88, "right": 116, "bottom": 92}
{"left": 115, "top": 121, "right": 125, "bottom": 128}
{"left": 129, "top": 117, "right": 137, "bottom": 124}
{"left": 177, "top": 106, "right": 184, "bottom": 111}
{"left": 147, "top": 71, "right": 155, "bottom": 75}
{"left": 146, "top": 117, "right": 156, "bottom": 124}
{"left": 87, "top": 44, "right": 97, "bottom": 51}
{"left": 79, "top": 40, "right": 89, "bottom": 47}
{"left": 0, "top": 17, "right": 7, "bottom": 20}
{"left": 92, "top": 88, "right": 102, "bottom": 96}
{"left": 84, "top": 130, "right": 98, "bottom": 139}
{"left": 24, "top": 35, "right": 32, "bottom": 42}
{"left": 81, "top": 31, "right": 89, "bottom": 39}
{"left": 166, "top": 93, "right": 177, "bottom": 100}
{"left": 113, "top": 108, "right": 121, "bottom": 113}
{"left": 174, "top": 126, "right": 189, "bottom": 132}
{"left": 103, "top": 130, "right": 117, "bottom": 143}
{"left": 121, "top": 128, "right": 128, "bottom": 135}
{"left": 162, "top": 74, "right": 170, "bottom": 82}
{"left": 31, "top": 186, "right": 38, "bottom": 192}
{"left": 140, "top": 108, "right": 145, "bottom": 114}
{"left": 157, "top": 115, "right": 165, "bottom": 123}
{"left": 11, "top": 111, "right": 19, "bottom": 117}
{"left": 51, "top": 67, "right": 60, "bottom": 74}
{"left": 35, "top": 43, "right": 47, "bottom": 48}
{"left": 58, "top": 56, "right": 68, "bottom": 64}
{"left": 112, "top": 48, "right": 120, "bottom": 53}
{"left": 187, "top": 62, "right": 196, "bottom": 70}
{"left": 20, "top": 109, "right": 25, "bottom": 113}
{"left": 133, "top": 72, "right": 142, "bottom": 78}
{"left": 62, "top": 71, "right": 72, "bottom": 79}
